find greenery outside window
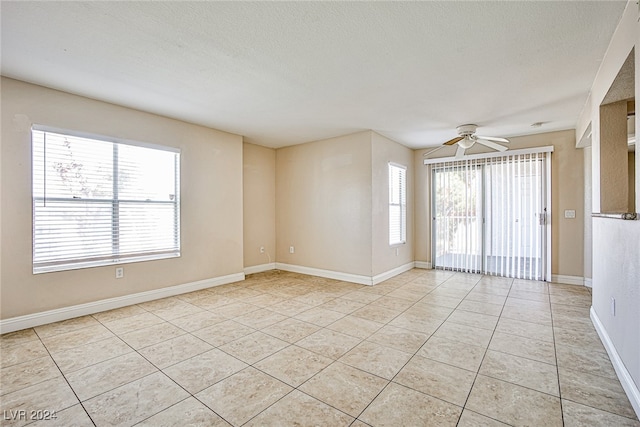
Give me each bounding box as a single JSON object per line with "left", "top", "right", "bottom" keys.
{"left": 32, "top": 127, "right": 180, "bottom": 273}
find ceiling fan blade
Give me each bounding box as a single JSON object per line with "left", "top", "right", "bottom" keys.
{"left": 423, "top": 145, "right": 445, "bottom": 157}
{"left": 443, "top": 136, "right": 464, "bottom": 146}
{"left": 476, "top": 139, "right": 508, "bottom": 152}
{"left": 476, "top": 135, "right": 509, "bottom": 144}
{"left": 455, "top": 145, "right": 466, "bottom": 159}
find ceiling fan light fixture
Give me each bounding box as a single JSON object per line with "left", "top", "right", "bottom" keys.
{"left": 458, "top": 136, "right": 475, "bottom": 149}
{"left": 438, "top": 124, "right": 507, "bottom": 157}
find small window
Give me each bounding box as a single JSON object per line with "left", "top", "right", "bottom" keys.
{"left": 389, "top": 162, "right": 407, "bottom": 245}
{"left": 32, "top": 127, "right": 180, "bottom": 273}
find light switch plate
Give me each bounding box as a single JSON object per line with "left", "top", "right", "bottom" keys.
{"left": 564, "top": 209, "right": 576, "bottom": 219}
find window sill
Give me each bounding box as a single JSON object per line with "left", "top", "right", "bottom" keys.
{"left": 34, "top": 252, "right": 180, "bottom": 274}
{"left": 389, "top": 242, "right": 407, "bottom": 248}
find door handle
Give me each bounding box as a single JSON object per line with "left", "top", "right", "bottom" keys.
{"left": 539, "top": 210, "right": 547, "bottom": 225}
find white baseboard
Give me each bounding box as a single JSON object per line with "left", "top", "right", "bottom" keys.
{"left": 584, "top": 277, "right": 593, "bottom": 288}
{"left": 244, "top": 263, "right": 276, "bottom": 275}
{"left": 414, "top": 261, "right": 432, "bottom": 269}
{"left": 590, "top": 307, "right": 640, "bottom": 419}
{"left": 275, "top": 262, "right": 419, "bottom": 286}
{"left": 275, "top": 263, "right": 373, "bottom": 285}
{"left": 551, "top": 274, "right": 585, "bottom": 286}
{"left": 372, "top": 262, "right": 416, "bottom": 285}
{"left": 0, "top": 272, "right": 245, "bottom": 334}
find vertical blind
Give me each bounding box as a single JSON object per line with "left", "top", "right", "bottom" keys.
{"left": 32, "top": 128, "right": 180, "bottom": 273}
{"left": 432, "top": 158, "right": 483, "bottom": 273}
{"left": 389, "top": 163, "right": 407, "bottom": 245}
{"left": 430, "top": 150, "right": 549, "bottom": 280}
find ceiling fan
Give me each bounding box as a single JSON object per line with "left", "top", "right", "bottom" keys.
{"left": 424, "top": 124, "right": 510, "bottom": 159}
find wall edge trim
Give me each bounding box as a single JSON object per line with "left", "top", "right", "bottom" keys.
{"left": 551, "top": 274, "right": 585, "bottom": 286}
{"left": 414, "top": 261, "right": 433, "bottom": 269}
{"left": 584, "top": 277, "right": 593, "bottom": 288}
{"left": 244, "top": 263, "right": 277, "bottom": 275}
{"left": 591, "top": 307, "right": 640, "bottom": 419}
{"left": 372, "top": 262, "right": 416, "bottom": 285}
{"left": 274, "top": 262, "right": 418, "bottom": 286}
{"left": 0, "top": 272, "right": 245, "bottom": 334}
{"left": 275, "top": 263, "right": 373, "bottom": 286}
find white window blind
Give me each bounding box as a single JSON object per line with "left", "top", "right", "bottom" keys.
{"left": 389, "top": 163, "right": 407, "bottom": 245}
{"left": 430, "top": 149, "right": 551, "bottom": 280}
{"left": 32, "top": 128, "right": 180, "bottom": 273}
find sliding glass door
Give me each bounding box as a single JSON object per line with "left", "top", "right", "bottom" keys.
{"left": 431, "top": 151, "right": 550, "bottom": 281}
{"left": 432, "top": 162, "right": 483, "bottom": 273}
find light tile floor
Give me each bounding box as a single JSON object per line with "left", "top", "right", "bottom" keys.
{"left": 1, "top": 269, "right": 639, "bottom": 426}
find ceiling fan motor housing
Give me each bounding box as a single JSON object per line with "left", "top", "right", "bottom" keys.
{"left": 456, "top": 124, "right": 478, "bottom": 136}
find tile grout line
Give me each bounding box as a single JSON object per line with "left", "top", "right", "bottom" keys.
{"left": 549, "top": 296, "right": 640, "bottom": 423}
{"left": 454, "top": 276, "right": 514, "bottom": 426}
{"left": 240, "top": 270, "right": 438, "bottom": 425}
{"left": 69, "top": 315, "right": 191, "bottom": 424}
{"left": 346, "top": 272, "right": 486, "bottom": 424}
{"left": 31, "top": 327, "right": 97, "bottom": 427}
{"left": 333, "top": 269, "right": 442, "bottom": 424}
{"left": 548, "top": 288, "right": 567, "bottom": 427}
{"left": 58, "top": 302, "right": 241, "bottom": 425}
{"left": 3, "top": 271, "right": 631, "bottom": 426}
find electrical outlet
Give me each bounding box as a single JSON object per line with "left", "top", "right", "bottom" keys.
{"left": 115, "top": 267, "right": 124, "bottom": 279}
{"left": 289, "top": 246, "right": 295, "bottom": 254}
{"left": 395, "top": 248, "right": 399, "bottom": 256}
{"left": 260, "top": 246, "right": 265, "bottom": 254}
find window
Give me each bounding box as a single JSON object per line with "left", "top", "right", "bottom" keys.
{"left": 32, "top": 127, "right": 180, "bottom": 273}
{"left": 389, "top": 162, "right": 407, "bottom": 245}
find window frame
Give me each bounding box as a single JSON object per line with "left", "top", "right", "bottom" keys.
{"left": 31, "top": 125, "right": 181, "bottom": 274}
{"left": 388, "top": 162, "right": 407, "bottom": 246}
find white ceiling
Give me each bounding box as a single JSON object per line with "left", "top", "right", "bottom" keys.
{"left": 1, "top": 1, "right": 627, "bottom": 149}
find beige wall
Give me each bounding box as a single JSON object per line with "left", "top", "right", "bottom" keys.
{"left": 599, "top": 101, "right": 631, "bottom": 213}
{"left": 0, "top": 77, "right": 244, "bottom": 319}
{"left": 371, "top": 132, "right": 414, "bottom": 275}
{"left": 243, "top": 143, "right": 276, "bottom": 268}
{"left": 413, "top": 149, "right": 431, "bottom": 265}
{"left": 276, "top": 131, "right": 373, "bottom": 276}
{"left": 544, "top": 131, "right": 585, "bottom": 277}
{"left": 275, "top": 131, "right": 413, "bottom": 279}
{"left": 414, "top": 129, "right": 584, "bottom": 277}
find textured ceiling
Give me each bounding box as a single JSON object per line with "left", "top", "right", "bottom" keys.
{"left": 0, "top": 1, "right": 627, "bottom": 149}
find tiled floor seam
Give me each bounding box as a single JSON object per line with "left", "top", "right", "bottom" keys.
{"left": 560, "top": 397, "right": 640, "bottom": 423}
{"left": 31, "top": 330, "right": 97, "bottom": 427}
{"left": 348, "top": 274, "right": 489, "bottom": 425}
{"left": 455, "top": 277, "right": 513, "bottom": 423}
{"left": 549, "top": 287, "right": 566, "bottom": 427}
{"left": 3, "top": 271, "right": 635, "bottom": 426}
{"left": 187, "top": 369, "right": 251, "bottom": 427}
{"left": 549, "top": 303, "right": 637, "bottom": 423}
{"left": 250, "top": 348, "right": 389, "bottom": 412}
{"left": 249, "top": 336, "right": 393, "bottom": 425}
{"left": 361, "top": 274, "right": 490, "bottom": 421}
{"left": 131, "top": 396, "right": 193, "bottom": 426}
{"left": 239, "top": 387, "right": 354, "bottom": 427}
{"left": 55, "top": 316, "right": 203, "bottom": 424}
